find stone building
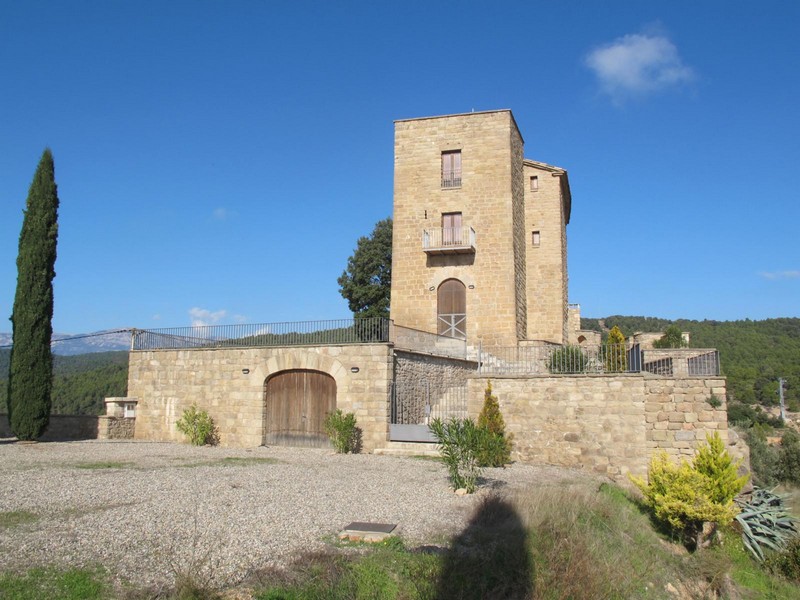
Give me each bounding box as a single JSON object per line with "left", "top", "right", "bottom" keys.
{"left": 390, "top": 110, "right": 571, "bottom": 347}
{"left": 125, "top": 109, "right": 733, "bottom": 479}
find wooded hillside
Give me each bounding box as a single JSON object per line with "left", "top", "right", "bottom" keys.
{"left": 0, "top": 350, "right": 128, "bottom": 415}
{"left": 581, "top": 316, "right": 800, "bottom": 411}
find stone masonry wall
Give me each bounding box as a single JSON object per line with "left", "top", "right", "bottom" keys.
{"left": 0, "top": 414, "right": 99, "bottom": 441}
{"left": 97, "top": 416, "right": 135, "bottom": 440}
{"left": 128, "top": 344, "right": 393, "bottom": 451}
{"left": 394, "top": 350, "right": 477, "bottom": 391}
{"left": 511, "top": 125, "right": 527, "bottom": 342}
{"left": 523, "top": 162, "right": 568, "bottom": 344}
{"left": 468, "top": 374, "right": 728, "bottom": 479}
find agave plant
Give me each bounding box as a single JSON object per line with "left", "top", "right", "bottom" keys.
{"left": 735, "top": 487, "right": 799, "bottom": 561}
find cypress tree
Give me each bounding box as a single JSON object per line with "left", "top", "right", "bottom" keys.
{"left": 7, "top": 149, "right": 60, "bottom": 440}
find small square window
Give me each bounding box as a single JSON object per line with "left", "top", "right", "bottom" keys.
{"left": 442, "top": 151, "right": 462, "bottom": 188}
{"left": 532, "top": 231, "right": 540, "bottom": 246}
{"left": 530, "top": 176, "right": 539, "bottom": 191}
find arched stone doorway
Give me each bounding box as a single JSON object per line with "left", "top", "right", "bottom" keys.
{"left": 263, "top": 369, "right": 335, "bottom": 447}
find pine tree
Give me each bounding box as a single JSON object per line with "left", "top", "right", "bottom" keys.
{"left": 605, "top": 325, "right": 627, "bottom": 373}
{"left": 7, "top": 149, "right": 60, "bottom": 440}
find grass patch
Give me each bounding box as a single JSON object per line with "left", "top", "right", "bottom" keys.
{"left": 0, "top": 510, "right": 38, "bottom": 529}
{"left": 175, "top": 457, "right": 280, "bottom": 469}
{"left": 712, "top": 528, "right": 800, "bottom": 599}
{"left": 73, "top": 461, "right": 132, "bottom": 470}
{"left": 408, "top": 454, "right": 442, "bottom": 462}
{"left": 0, "top": 567, "right": 108, "bottom": 600}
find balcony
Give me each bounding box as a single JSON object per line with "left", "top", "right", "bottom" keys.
{"left": 422, "top": 226, "right": 476, "bottom": 255}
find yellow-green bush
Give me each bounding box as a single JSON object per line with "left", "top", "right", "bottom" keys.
{"left": 631, "top": 432, "right": 748, "bottom": 534}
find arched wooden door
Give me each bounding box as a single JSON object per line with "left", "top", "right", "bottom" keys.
{"left": 437, "top": 279, "right": 466, "bottom": 339}
{"left": 264, "top": 370, "right": 335, "bottom": 447}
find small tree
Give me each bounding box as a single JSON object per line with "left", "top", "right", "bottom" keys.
{"left": 653, "top": 325, "right": 688, "bottom": 349}
{"left": 175, "top": 404, "right": 217, "bottom": 446}
{"left": 477, "top": 380, "right": 512, "bottom": 467}
{"left": 7, "top": 149, "right": 60, "bottom": 441}
{"left": 429, "top": 417, "right": 483, "bottom": 493}
{"left": 324, "top": 409, "right": 361, "bottom": 453}
{"left": 604, "top": 325, "right": 627, "bottom": 373}
{"left": 631, "top": 432, "right": 748, "bottom": 546}
{"left": 338, "top": 218, "right": 392, "bottom": 319}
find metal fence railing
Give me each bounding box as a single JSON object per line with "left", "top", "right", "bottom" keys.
{"left": 422, "top": 226, "right": 476, "bottom": 251}
{"left": 390, "top": 381, "right": 469, "bottom": 426}
{"left": 477, "top": 344, "right": 721, "bottom": 377}
{"left": 131, "top": 318, "right": 391, "bottom": 351}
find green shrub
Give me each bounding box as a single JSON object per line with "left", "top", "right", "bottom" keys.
{"left": 778, "top": 429, "right": 800, "bottom": 485}
{"left": 604, "top": 326, "right": 627, "bottom": 373}
{"left": 548, "top": 345, "right": 588, "bottom": 374}
{"left": 766, "top": 535, "right": 800, "bottom": 581}
{"left": 707, "top": 394, "right": 723, "bottom": 409}
{"left": 652, "top": 324, "right": 689, "bottom": 349}
{"left": 476, "top": 381, "right": 512, "bottom": 467}
{"left": 323, "top": 409, "right": 360, "bottom": 454}
{"left": 693, "top": 431, "right": 750, "bottom": 505}
{"left": 175, "top": 404, "right": 218, "bottom": 446}
{"left": 746, "top": 426, "right": 781, "bottom": 487}
{"left": 429, "top": 417, "right": 483, "bottom": 493}
{"left": 631, "top": 433, "right": 748, "bottom": 542}
{"left": 728, "top": 401, "right": 783, "bottom": 429}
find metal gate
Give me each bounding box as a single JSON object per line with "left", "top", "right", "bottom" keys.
{"left": 389, "top": 381, "right": 468, "bottom": 442}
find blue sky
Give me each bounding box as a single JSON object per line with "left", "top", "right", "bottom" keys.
{"left": 1, "top": 1, "right": 798, "bottom": 333}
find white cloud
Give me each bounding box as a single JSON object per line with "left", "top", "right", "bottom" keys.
{"left": 759, "top": 270, "right": 800, "bottom": 280}
{"left": 212, "top": 208, "right": 229, "bottom": 220}
{"left": 586, "top": 32, "right": 695, "bottom": 101}
{"left": 188, "top": 307, "right": 228, "bottom": 327}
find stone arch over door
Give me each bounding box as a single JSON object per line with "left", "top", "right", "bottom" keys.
{"left": 437, "top": 278, "right": 466, "bottom": 339}
{"left": 263, "top": 369, "right": 335, "bottom": 447}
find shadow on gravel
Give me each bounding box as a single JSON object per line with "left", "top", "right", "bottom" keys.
{"left": 435, "top": 493, "right": 533, "bottom": 600}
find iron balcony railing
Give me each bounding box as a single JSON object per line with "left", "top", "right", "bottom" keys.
{"left": 131, "top": 318, "right": 391, "bottom": 351}
{"left": 422, "top": 226, "right": 476, "bottom": 254}
{"left": 477, "top": 344, "right": 721, "bottom": 377}
{"left": 441, "top": 170, "right": 462, "bottom": 188}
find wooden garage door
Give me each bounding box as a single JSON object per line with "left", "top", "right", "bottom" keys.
{"left": 264, "top": 370, "right": 335, "bottom": 447}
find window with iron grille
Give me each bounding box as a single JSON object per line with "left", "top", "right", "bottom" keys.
{"left": 441, "top": 150, "right": 461, "bottom": 188}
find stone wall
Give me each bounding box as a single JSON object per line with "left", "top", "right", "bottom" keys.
{"left": 97, "top": 416, "right": 135, "bottom": 440}
{"left": 467, "top": 374, "right": 728, "bottom": 479}
{"left": 394, "top": 350, "right": 476, "bottom": 391}
{"left": 0, "top": 414, "right": 99, "bottom": 441}
{"left": 523, "top": 161, "right": 569, "bottom": 344}
{"left": 128, "top": 344, "right": 393, "bottom": 451}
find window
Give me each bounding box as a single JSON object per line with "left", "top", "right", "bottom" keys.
{"left": 532, "top": 231, "right": 540, "bottom": 246}
{"left": 442, "top": 212, "right": 462, "bottom": 245}
{"left": 530, "top": 175, "right": 539, "bottom": 191}
{"left": 441, "top": 150, "right": 461, "bottom": 188}
{"left": 124, "top": 403, "right": 136, "bottom": 418}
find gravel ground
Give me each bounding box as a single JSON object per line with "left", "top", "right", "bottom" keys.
{"left": 0, "top": 439, "right": 597, "bottom": 590}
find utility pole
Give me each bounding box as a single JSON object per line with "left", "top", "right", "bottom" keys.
{"left": 778, "top": 378, "right": 786, "bottom": 421}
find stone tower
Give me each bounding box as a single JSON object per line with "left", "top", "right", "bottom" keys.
{"left": 390, "top": 110, "right": 571, "bottom": 348}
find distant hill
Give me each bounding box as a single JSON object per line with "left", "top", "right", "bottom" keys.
{"left": 0, "top": 350, "right": 128, "bottom": 415}
{"left": 0, "top": 329, "right": 131, "bottom": 356}
{"left": 581, "top": 316, "right": 800, "bottom": 411}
